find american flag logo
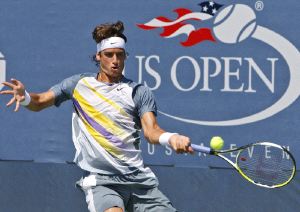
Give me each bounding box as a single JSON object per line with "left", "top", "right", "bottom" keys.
{"left": 137, "top": 1, "right": 223, "bottom": 47}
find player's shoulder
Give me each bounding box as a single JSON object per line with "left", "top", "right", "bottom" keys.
{"left": 70, "top": 72, "right": 97, "bottom": 80}
{"left": 62, "top": 72, "right": 97, "bottom": 84}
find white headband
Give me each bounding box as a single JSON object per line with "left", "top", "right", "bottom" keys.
{"left": 97, "top": 37, "right": 126, "bottom": 53}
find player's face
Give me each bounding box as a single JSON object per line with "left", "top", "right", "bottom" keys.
{"left": 97, "top": 48, "right": 126, "bottom": 81}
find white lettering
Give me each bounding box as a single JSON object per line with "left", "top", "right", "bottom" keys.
{"left": 171, "top": 56, "right": 201, "bottom": 91}
{"left": 148, "top": 143, "right": 155, "bottom": 155}
{"left": 247, "top": 146, "right": 254, "bottom": 158}
{"left": 144, "top": 144, "right": 292, "bottom": 164}
{"left": 135, "top": 55, "right": 145, "bottom": 84}
{"left": 221, "top": 57, "right": 244, "bottom": 92}
{"left": 245, "top": 58, "right": 277, "bottom": 93}
{"left": 200, "top": 57, "right": 222, "bottom": 91}
{"left": 230, "top": 143, "right": 237, "bottom": 157}
{"left": 135, "top": 55, "right": 161, "bottom": 90}
{"left": 197, "top": 143, "right": 207, "bottom": 157}
{"left": 165, "top": 145, "right": 173, "bottom": 156}
{"left": 0, "top": 52, "right": 6, "bottom": 91}
{"left": 265, "top": 146, "right": 271, "bottom": 159}
{"left": 135, "top": 55, "right": 278, "bottom": 94}
{"left": 144, "top": 55, "right": 161, "bottom": 90}
{"left": 282, "top": 146, "right": 290, "bottom": 159}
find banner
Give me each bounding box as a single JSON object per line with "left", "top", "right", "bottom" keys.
{"left": 0, "top": 0, "right": 299, "bottom": 169}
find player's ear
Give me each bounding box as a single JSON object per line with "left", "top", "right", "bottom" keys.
{"left": 95, "top": 52, "right": 101, "bottom": 61}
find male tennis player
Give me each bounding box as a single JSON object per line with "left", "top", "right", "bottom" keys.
{"left": 0, "top": 21, "right": 193, "bottom": 212}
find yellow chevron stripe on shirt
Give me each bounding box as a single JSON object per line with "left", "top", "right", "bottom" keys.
{"left": 73, "top": 89, "right": 129, "bottom": 140}
{"left": 82, "top": 79, "right": 129, "bottom": 117}
{"left": 75, "top": 107, "right": 122, "bottom": 158}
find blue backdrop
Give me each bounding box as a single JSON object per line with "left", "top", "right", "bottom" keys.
{"left": 0, "top": 0, "right": 299, "bottom": 211}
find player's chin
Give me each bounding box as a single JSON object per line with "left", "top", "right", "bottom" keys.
{"left": 111, "top": 67, "right": 123, "bottom": 75}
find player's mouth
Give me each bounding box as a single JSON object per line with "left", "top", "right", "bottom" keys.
{"left": 112, "top": 66, "right": 120, "bottom": 71}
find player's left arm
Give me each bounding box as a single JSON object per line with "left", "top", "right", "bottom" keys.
{"left": 141, "top": 111, "right": 193, "bottom": 154}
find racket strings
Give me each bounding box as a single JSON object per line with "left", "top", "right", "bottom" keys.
{"left": 237, "top": 145, "right": 294, "bottom": 186}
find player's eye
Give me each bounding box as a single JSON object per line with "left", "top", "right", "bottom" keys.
{"left": 102, "top": 52, "right": 126, "bottom": 59}
{"left": 103, "top": 52, "right": 114, "bottom": 58}
{"left": 116, "top": 52, "right": 126, "bottom": 58}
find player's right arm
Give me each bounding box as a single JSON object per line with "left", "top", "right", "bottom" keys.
{"left": 0, "top": 78, "right": 55, "bottom": 112}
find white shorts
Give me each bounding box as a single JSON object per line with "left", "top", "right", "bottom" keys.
{"left": 77, "top": 171, "right": 177, "bottom": 212}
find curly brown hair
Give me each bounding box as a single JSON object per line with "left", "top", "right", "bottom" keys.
{"left": 91, "top": 21, "right": 127, "bottom": 66}
{"left": 92, "top": 21, "right": 127, "bottom": 44}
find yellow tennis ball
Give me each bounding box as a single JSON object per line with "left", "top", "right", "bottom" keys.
{"left": 210, "top": 136, "right": 224, "bottom": 150}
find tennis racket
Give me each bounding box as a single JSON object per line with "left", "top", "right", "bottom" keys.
{"left": 191, "top": 142, "right": 296, "bottom": 188}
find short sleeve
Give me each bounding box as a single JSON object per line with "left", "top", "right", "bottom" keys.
{"left": 133, "top": 84, "right": 157, "bottom": 117}
{"left": 50, "top": 73, "right": 90, "bottom": 107}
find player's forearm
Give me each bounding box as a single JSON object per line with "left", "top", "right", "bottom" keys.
{"left": 144, "top": 127, "right": 165, "bottom": 145}
{"left": 141, "top": 112, "right": 171, "bottom": 145}
{"left": 25, "top": 92, "right": 55, "bottom": 112}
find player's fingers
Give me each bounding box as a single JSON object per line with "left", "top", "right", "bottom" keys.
{"left": 173, "top": 136, "right": 187, "bottom": 153}
{"left": 14, "top": 100, "right": 20, "bottom": 112}
{"left": 11, "top": 78, "right": 19, "bottom": 84}
{"left": 11, "top": 78, "right": 23, "bottom": 87}
{"left": 187, "top": 146, "right": 194, "bottom": 154}
{"left": 176, "top": 149, "right": 184, "bottom": 154}
{"left": 171, "top": 142, "right": 177, "bottom": 150}
{"left": 18, "top": 95, "right": 25, "bottom": 102}
{"left": 178, "top": 142, "right": 186, "bottom": 154}
{"left": 180, "top": 136, "right": 190, "bottom": 151}
{"left": 172, "top": 143, "right": 183, "bottom": 154}
{"left": 6, "top": 97, "right": 15, "bottom": 107}
{"left": 2, "top": 81, "right": 16, "bottom": 89}
{"left": 170, "top": 135, "right": 191, "bottom": 154}
{"left": 0, "top": 90, "right": 14, "bottom": 95}
{"left": 182, "top": 143, "right": 193, "bottom": 154}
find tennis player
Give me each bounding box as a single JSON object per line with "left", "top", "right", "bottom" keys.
{"left": 0, "top": 21, "right": 193, "bottom": 212}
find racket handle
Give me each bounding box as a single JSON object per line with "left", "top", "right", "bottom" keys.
{"left": 191, "top": 144, "right": 212, "bottom": 154}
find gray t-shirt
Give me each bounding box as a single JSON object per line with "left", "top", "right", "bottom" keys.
{"left": 50, "top": 73, "right": 157, "bottom": 176}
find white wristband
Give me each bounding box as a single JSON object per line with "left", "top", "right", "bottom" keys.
{"left": 159, "top": 132, "right": 178, "bottom": 146}
{"left": 20, "top": 90, "right": 31, "bottom": 106}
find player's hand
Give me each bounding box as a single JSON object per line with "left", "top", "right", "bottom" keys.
{"left": 0, "top": 78, "right": 26, "bottom": 112}
{"left": 169, "top": 134, "right": 194, "bottom": 154}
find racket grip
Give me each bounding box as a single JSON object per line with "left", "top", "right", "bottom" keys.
{"left": 191, "top": 144, "right": 212, "bottom": 154}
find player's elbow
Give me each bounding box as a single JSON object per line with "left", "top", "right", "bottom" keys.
{"left": 143, "top": 131, "right": 150, "bottom": 142}
{"left": 143, "top": 130, "right": 157, "bottom": 144}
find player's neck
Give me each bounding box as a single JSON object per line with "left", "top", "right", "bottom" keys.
{"left": 97, "top": 72, "right": 123, "bottom": 84}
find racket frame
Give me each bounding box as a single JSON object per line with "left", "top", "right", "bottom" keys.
{"left": 191, "top": 142, "right": 296, "bottom": 188}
